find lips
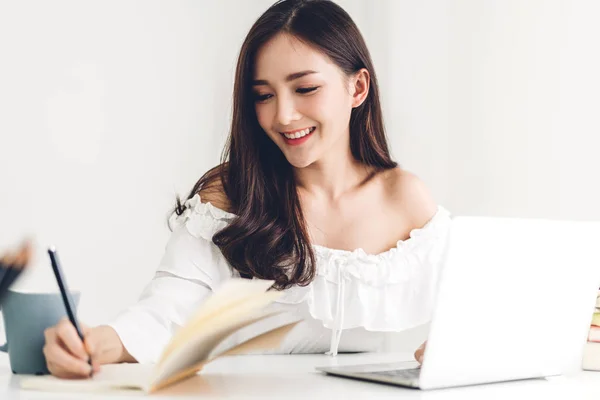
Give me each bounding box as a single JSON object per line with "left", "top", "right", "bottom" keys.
{"left": 279, "top": 126, "right": 316, "bottom": 140}
{"left": 279, "top": 126, "right": 316, "bottom": 146}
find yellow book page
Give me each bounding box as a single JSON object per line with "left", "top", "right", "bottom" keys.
{"left": 152, "top": 291, "right": 284, "bottom": 384}
{"left": 159, "top": 279, "right": 277, "bottom": 361}
{"left": 149, "top": 320, "right": 301, "bottom": 393}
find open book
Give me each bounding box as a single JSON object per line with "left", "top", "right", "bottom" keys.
{"left": 20, "top": 278, "right": 301, "bottom": 394}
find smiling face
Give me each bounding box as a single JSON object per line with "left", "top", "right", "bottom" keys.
{"left": 252, "top": 33, "right": 365, "bottom": 169}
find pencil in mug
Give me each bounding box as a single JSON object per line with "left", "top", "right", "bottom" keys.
{"left": 0, "top": 240, "right": 32, "bottom": 304}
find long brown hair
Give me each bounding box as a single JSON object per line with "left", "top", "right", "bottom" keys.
{"left": 174, "top": 0, "right": 397, "bottom": 290}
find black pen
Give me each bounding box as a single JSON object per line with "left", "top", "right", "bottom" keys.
{"left": 48, "top": 247, "right": 93, "bottom": 377}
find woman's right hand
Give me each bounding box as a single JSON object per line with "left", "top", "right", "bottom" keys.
{"left": 43, "top": 318, "right": 132, "bottom": 378}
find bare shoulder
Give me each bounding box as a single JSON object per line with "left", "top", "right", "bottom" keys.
{"left": 197, "top": 174, "right": 232, "bottom": 213}
{"left": 381, "top": 167, "right": 438, "bottom": 227}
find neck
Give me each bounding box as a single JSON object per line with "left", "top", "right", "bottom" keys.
{"left": 294, "top": 135, "right": 372, "bottom": 201}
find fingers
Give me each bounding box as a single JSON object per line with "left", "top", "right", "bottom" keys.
{"left": 43, "top": 339, "right": 93, "bottom": 378}
{"left": 414, "top": 341, "right": 427, "bottom": 365}
{"left": 0, "top": 243, "right": 31, "bottom": 300}
{"left": 0, "top": 249, "right": 15, "bottom": 265}
{"left": 16, "top": 240, "right": 32, "bottom": 267}
{"left": 54, "top": 318, "right": 89, "bottom": 361}
{"left": 43, "top": 324, "right": 93, "bottom": 379}
{"left": 80, "top": 323, "right": 94, "bottom": 354}
{"left": 92, "top": 360, "right": 101, "bottom": 374}
{"left": 1, "top": 240, "right": 32, "bottom": 267}
{"left": 43, "top": 318, "right": 98, "bottom": 378}
{"left": 80, "top": 325, "right": 110, "bottom": 366}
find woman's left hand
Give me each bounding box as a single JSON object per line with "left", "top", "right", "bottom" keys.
{"left": 414, "top": 341, "right": 427, "bottom": 365}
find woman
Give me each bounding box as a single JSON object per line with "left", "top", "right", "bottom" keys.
{"left": 42, "top": 0, "right": 451, "bottom": 378}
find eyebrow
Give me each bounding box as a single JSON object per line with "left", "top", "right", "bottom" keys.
{"left": 252, "top": 70, "right": 318, "bottom": 86}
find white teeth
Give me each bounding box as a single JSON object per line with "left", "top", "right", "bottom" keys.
{"left": 282, "top": 127, "right": 314, "bottom": 139}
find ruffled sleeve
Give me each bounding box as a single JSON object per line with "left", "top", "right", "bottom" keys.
{"left": 108, "top": 194, "right": 236, "bottom": 363}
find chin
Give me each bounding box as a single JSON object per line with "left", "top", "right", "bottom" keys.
{"left": 285, "top": 155, "right": 316, "bottom": 169}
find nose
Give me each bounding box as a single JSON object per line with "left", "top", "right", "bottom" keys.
{"left": 275, "top": 94, "right": 301, "bottom": 127}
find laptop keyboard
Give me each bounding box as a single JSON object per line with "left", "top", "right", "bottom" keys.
{"left": 368, "top": 367, "right": 421, "bottom": 380}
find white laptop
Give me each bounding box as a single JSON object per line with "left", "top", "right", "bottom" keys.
{"left": 316, "top": 215, "right": 600, "bottom": 390}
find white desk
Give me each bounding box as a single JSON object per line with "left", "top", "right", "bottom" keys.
{"left": 2, "top": 352, "right": 600, "bottom": 399}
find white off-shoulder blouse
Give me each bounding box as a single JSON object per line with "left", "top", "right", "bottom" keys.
{"left": 109, "top": 194, "right": 453, "bottom": 364}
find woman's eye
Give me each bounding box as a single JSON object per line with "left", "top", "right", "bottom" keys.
{"left": 296, "top": 86, "right": 319, "bottom": 94}
{"left": 254, "top": 93, "right": 273, "bottom": 103}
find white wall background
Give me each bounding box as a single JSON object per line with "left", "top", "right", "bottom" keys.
{"left": 1, "top": 0, "right": 599, "bottom": 353}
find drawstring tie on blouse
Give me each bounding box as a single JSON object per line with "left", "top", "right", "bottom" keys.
{"left": 326, "top": 255, "right": 346, "bottom": 356}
